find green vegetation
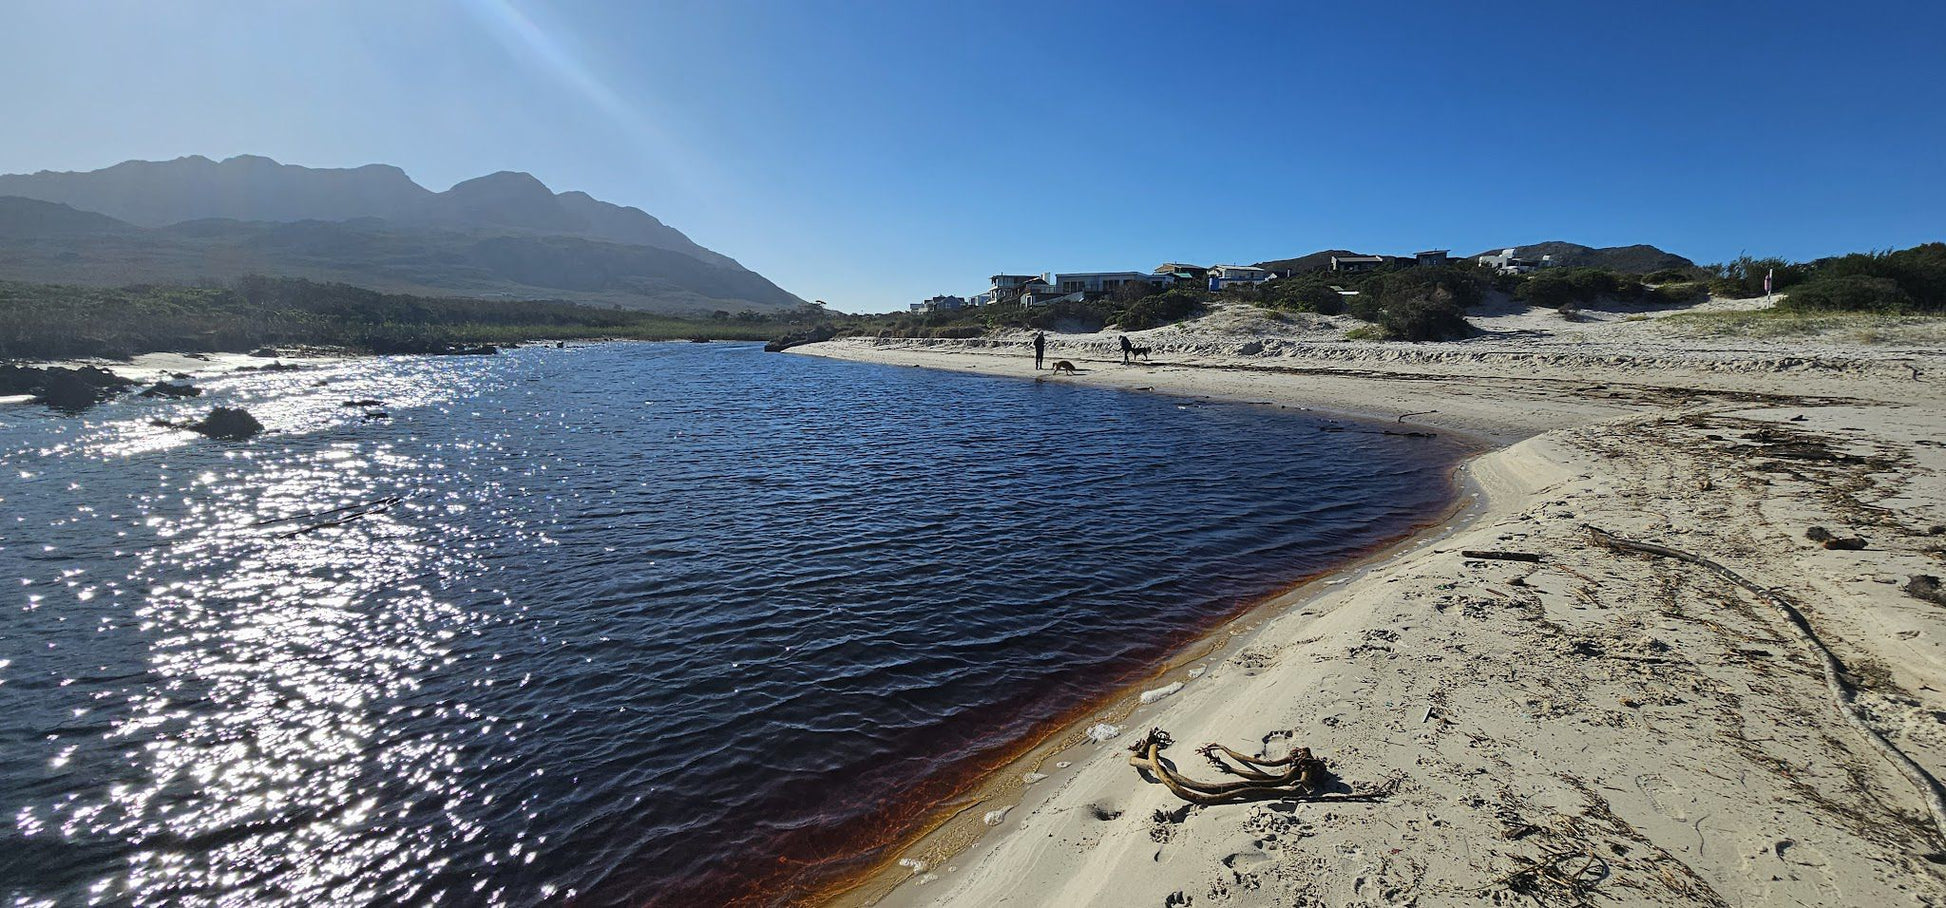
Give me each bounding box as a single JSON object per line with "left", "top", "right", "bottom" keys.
{"left": 1234, "top": 263, "right": 1488, "bottom": 340}
{"left": 0, "top": 275, "right": 821, "bottom": 360}
{"left": 1777, "top": 243, "right": 1946, "bottom": 313}
{"left": 831, "top": 283, "right": 1213, "bottom": 339}
{"left": 1346, "top": 267, "right": 1482, "bottom": 340}
{"left": 1661, "top": 309, "right": 1946, "bottom": 344}
{"left": 1708, "top": 255, "right": 1812, "bottom": 298}
{"left": 1513, "top": 267, "right": 1707, "bottom": 310}
{"left": 1696, "top": 243, "right": 1945, "bottom": 313}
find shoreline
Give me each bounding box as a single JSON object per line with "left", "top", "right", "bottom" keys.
{"left": 789, "top": 335, "right": 1946, "bottom": 907}
{"left": 810, "top": 415, "right": 1490, "bottom": 908}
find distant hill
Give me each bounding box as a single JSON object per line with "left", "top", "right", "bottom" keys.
{"left": 1255, "top": 250, "right": 1380, "bottom": 272}
{"left": 0, "top": 155, "right": 801, "bottom": 314}
{"left": 1466, "top": 242, "right": 1693, "bottom": 273}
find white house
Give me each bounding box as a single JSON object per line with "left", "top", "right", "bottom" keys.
{"left": 1477, "top": 248, "right": 1554, "bottom": 274}
{"left": 909, "top": 294, "right": 970, "bottom": 313}
{"left": 989, "top": 274, "right": 1049, "bottom": 304}
{"left": 1207, "top": 264, "right": 1271, "bottom": 288}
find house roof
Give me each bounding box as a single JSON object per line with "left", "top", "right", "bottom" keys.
{"left": 1331, "top": 255, "right": 1386, "bottom": 263}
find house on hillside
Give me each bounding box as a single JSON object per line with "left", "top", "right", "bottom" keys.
{"left": 1414, "top": 249, "right": 1450, "bottom": 266}
{"left": 1048, "top": 271, "right": 1160, "bottom": 297}
{"left": 1329, "top": 255, "right": 1387, "bottom": 273}
{"left": 1153, "top": 263, "right": 1210, "bottom": 285}
{"left": 1208, "top": 264, "right": 1271, "bottom": 289}
{"left": 909, "top": 294, "right": 969, "bottom": 313}
{"left": 1477, "top": 248, "right": 1554, "bottom": 274}
{"left": 989, "top": 274, "right": 1050, "bottom": 305}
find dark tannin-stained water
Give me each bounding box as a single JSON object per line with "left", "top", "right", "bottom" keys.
{"left": 0, "top": 342, "right": 1462, "bottom": 906}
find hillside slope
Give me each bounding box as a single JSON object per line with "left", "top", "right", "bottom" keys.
{"left": 0, "top": 156, "right": 801, "bottom": 313}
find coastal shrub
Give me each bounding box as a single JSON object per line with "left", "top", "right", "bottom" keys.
{"left": 1644, "top": 267, "right": 1705, "bottom": 285}
{"left": 1513, "top": 268, "right": 1644, "bottom": 309}
{"left": 1115, "top": 288, "right": 1203, "bottom": 330}
{"left": 1814, "top": 242, "right": 1946, "bottom": 310}
{"left": 1028, "top": 299, "right": 1113, "bottom": 333}
{"left": 1348, "top": 285, "right": 1471, "bottom": 341}
{"left": 0, "top": 276, "right": 791, "bottom": 359}
{"left": 1708, "top": 256, "right": 1809, "bottom": 298}
{"left": 1776, "top": 275, "right": 1914, "bottom": 313}
{"left": 1649, "top": 282, "right": 1709, "bottom": 305}
{"left": 1256, "top": 278, "right": 1345, "bottom": 315}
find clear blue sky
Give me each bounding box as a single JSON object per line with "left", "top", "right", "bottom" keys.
{"left": 2, "top": 1, "right": 1941, "bottom": 312}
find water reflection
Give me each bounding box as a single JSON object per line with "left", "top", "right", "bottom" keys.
{"left": 0, "top": 343, "right": 1461, "bottom": 907}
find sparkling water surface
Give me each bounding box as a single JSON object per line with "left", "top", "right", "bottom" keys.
{"left": 0, "top": 342, "right": 1462, "bottom": 906}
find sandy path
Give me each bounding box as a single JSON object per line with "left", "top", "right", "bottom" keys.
{"left": 792, "top": 329, "right": 1946, "bottom": 907}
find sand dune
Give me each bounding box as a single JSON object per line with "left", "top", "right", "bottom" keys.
{"left": 794, "top": 301, "right": 1946, "bottom": 907}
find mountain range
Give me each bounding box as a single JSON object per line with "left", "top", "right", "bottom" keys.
{"left": 0, "top": 155, "right": 804, "bottom": 314}
{"left": 1258, "top": 242, "right": 1694, "bottom": 275}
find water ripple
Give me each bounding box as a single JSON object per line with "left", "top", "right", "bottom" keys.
{"left": 0, "top": 342, "right": 1461, "bottom": 906}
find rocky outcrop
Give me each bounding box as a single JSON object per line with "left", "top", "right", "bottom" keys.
{"left": 187, "top": 407, "right": 263, "bottom": 440}
{"left": 142, "top": 380, "right": 202, "bottom": 398}
{"left": 0, "top": 364, "right": 136, "bottom": 411}
{"left": 764, "top": 325, "right": 837, "bottom": 353}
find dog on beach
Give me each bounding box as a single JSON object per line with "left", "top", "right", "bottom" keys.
{"left": 1130, "top": 346, "right": 1152, "bottom": 361}
{"left": 1049, "top": 360, "right": 1079, "bottom": 375}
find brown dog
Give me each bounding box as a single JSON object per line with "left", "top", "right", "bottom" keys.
{"left": 1049, "top": 360, "right": 1079, "bottom": 375}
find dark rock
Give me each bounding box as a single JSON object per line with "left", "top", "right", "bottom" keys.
{"left": 341, "top": 399, "right": 383, "bottom": 407}
{"left": 142, "top": 381, "right": 202, "bottom": 398}
{"left": 188, "top": 407, "right": 264, "bottom": 440}
{"left": 8, "top": 365, "right": 137, "bottom": 411}
{"left": 1909, "top": 576, "right": 1946, "bottom": 606}
{"left": 764, "top": 325, "right": 836, "bottom": 353}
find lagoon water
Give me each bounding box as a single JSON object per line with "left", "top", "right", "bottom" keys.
{"left": 0, "top": 343, "right": 1461, "bottom": 906}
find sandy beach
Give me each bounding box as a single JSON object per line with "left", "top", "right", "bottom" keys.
{"left": 792, "top": 299, "right": 1946, "bottom": 906}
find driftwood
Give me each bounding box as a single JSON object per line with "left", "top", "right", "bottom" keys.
{"left": 1126, "top": 728, "right": 1385, "bottom": 805}
{"left": 1585, "top": 525, "right": 1946, "bottom": 847}
{"left": 1460, "top": 550, "right": 1543, "bottom": 563}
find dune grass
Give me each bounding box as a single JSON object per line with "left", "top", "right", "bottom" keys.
{"left": 1658, "top": 308, "right": 1946, "bottom": 344}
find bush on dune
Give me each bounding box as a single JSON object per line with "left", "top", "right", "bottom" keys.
{"left": 1708, "top": 256, "right": 1811, "bottom": 298}
{"left": 1513, "top": 268, "right": 1647, "bottom": 309}
{"left": 1809, "top": 242, "right": 1946, "bottom": 311}
{"left": 1114, "top": 288, "right": 1204, "bottom": 330}
{"left": 1777, "top": 275, "right": 1914, "bottom": 313}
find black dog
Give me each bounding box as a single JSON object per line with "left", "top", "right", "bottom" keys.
{"left": 1130, "top": 345, "right": 1152, "bottom": 361}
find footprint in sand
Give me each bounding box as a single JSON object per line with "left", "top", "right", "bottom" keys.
{"left": 1634, "top": 773, "right": 1694, "bottom": 822}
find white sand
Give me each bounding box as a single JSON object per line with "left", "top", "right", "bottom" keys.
{"left": 795, "top": 300, "right": 1946, "bottom": 906}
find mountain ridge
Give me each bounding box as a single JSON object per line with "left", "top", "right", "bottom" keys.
{"left": 0, "top": 155, "right": 800, "bottom": 313}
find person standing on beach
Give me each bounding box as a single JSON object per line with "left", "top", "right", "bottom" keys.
{"left": 1119, "top": 334, "right": 1133, "bottom": 365}
{"left": 1033, "top": 331, "right": 1046, "bottom": 370}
